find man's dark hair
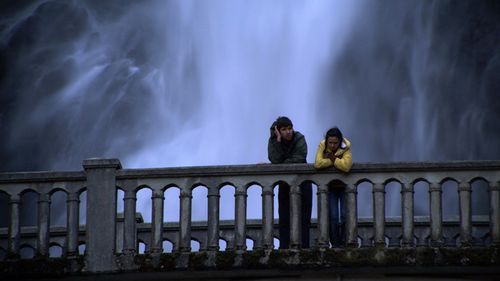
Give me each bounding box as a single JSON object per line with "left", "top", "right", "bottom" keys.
{"left": 276, "top": 116, "right": 293, "bottom": 130}
{"left": 325, "top": 127, "right": 343, "bottom": 144}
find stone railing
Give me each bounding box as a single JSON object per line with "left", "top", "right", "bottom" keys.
{"left": 0, "top": 159, "right": 499, "bottom": 275}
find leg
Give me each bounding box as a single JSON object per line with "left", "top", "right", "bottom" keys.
{"left": 278, "top": 183, "right": 290, "bottom": 249}
{"left": 328, "top": 188, "right": 340, "bottom": 247}
{"left": 300, "top": 182, "right": 312, "bottom": 248}
{"left": 339, "top": 191, "right": 346, "bottom": 246}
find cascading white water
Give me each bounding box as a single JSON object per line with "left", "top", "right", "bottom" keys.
{"left": 1, "top": 1, "right": 498, "bottom": 227}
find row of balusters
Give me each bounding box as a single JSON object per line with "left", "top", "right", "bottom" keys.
{"left": 2, "top": 180, "right": 500, "bottom": 257}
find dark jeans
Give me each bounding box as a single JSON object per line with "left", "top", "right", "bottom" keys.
{"left": 329, "top": 185, "right": 346, "bottom": 247}
{"left": 278, "top": 182, "right": 312, "bottom": 249}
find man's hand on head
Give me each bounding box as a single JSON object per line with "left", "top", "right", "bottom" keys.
{"left": 274, "top": 125, "right": 281, "bottom": 142}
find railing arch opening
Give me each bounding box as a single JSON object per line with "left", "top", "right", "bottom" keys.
{"left": 190, "top": 239, "right": 200, "bottom": 252}
{"left": 79, "top": 190, "right": 87, "bottom": 225}
{"left": 471, "top": 178, "right": 489, "bottom": 216}
{"left": 50, "top": 190, "right": 67, "bottom": 227}
{"left": 414, "top": 180, "right": 430, "bottom": 216}
{"left": 220, "top": 184, "right": 235, "bottom": 220}
{"left": 138, "top": 240, "right": 146, "bottom": 254}
{"left": 246, "top": 184, "right": 262, "bottom": 220}
{"left": 246, "top": 238, "right": 254, "bottom": 251}
{"left": 78, "top": 242, "right": 86, "bottom": 256}
{"left": 162, "top": 239, "right": 173, "bottom": 253}
{"left": 441, "top": 179, "right": 459, "bottom": 220}
{"left": 163, "top": 186, "right": 180, "bottom": 223}
{"left": 49, "top": 243, "right": 63, "bottom": 258}
{"left": 136, "top": 187, "right": 153, "bottom": 223}
{"left": 273, "top": 237, "right": 280, "bottom": 249}
{"left": 20, "top": 190, "right": 38, "bottom": 227}
{"left": 385, "top": 180, "right": 401, "bottom": 218}
{"left": 19, "top": 244, "right": 35, "bottom": 259}
{"left": 0, "top": 191, "right": 9, "bottom": 228}
{"left": 218, "top": 239, "right": 227, "bottom": 251}
{"left": 116, "top": 188, "right": 124, "bottom": 214}
{"left": 192, "top": 185, "right": 208, "bottom": 222}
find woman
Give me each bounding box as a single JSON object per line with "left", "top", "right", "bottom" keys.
{"left": 314, "top": 127, "right": 352, "bottom": 247}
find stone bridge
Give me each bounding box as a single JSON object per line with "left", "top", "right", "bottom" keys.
{"left": 0, "top": 159, "right": 499, "bottom": 280}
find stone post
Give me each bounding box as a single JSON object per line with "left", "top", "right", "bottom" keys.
{"left": 150, "top": 189, "right": 164, "bottom": 254}
{"left": 234, "top": 185, "right": 247, "bottom": 251}
{"left": 66, "top": 192, "right": 80, "bottom": 256}
{"left": 8, "top": 195, "right": 21, "bottom": 258}
{"left": 345, "top": 183, "right": 358, "bottom": 247}
{"left": 122, "top": 189, "right": 137, "bottom": 254}
{"left": 261, "top": 185, "right": 274, "bottom": 250}
{"left": 178, "top": 188, "right": 192, "bottom": 253}
{"left": 207, "top": 186, "right": 220, "bottom": 251}
{"left": 490, "top": 181, "right": 500, "bottom": 246}
{"left": 401, "top": 182, "right": 414, "bottom": 247}
{"left": 372, "top": 183, "right": 385, "bottom": 247}
{"left": 458, "top": 181, "right": 472, "bottom": 247}
{"left": 429, "top": 182, "right": 443, "bottom": 247}
{"left": 83, "top": 158, "right": 121, "bottom": 273}
{"left": 289, "top": 184, "right": 302, "bottom": 250}
{"left": 37, "top": 192, "right": 50, "bottom": 257}
{"left": 316, "top": 184, "right": 329, "bottom": 249}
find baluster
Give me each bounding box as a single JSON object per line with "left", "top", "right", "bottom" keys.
{"left": 66, "top": 192, "right": 80, "bottom": 256}
{"left": 123, "top": 189, "right": 137, "bottom": 255}
{"left": 261, "top": 185, "right": 274, "bottom": 250}
{"left": 8, "top": 195, "right": 21, "bottom": 257}
{"left": 37, "top": 192, "right": 50, "bottom": 257}
{"left": 429, "top": 182, "right": 443, "bottom": 246}
{"left": 316, "top": 184, "right": 329, "bottom": 249}
{"left": 207, "top": 186, "right": 220, "bottom": 251}
{"left": 490, "top": 181, "right": 500, "bottom": 246}
{"left": 401, "top": 182, "right": 414, "bottom": 247}
{"left": 179, "top": 188, "right": 192, "bottom": 252}
{"left": 150, "top": 189, "right": 164, "bottom": 254}
{"left": 372, "top": 183, "right": 385, "bottom": 247}
{"left": 234, "top": 185, "right": 247, "bottom": 251}
{"left": 345, "top": 183, "right": 358, "bottom": 247}
{"left": 289, "top": 184, "right": 302, "bottom": 249}
{"left": 458, "top": 181, "right": 472, "bottom": 247}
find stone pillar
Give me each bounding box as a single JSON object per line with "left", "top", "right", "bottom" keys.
{"left": 179, "top": 188, "right": 192, "bottom": 252}
{"left": 66, "top": 192, "right": 80, "bottom": 256}
{"left": 83, "top": 158, "right": 121, "bottom": 273}
{"left": 458, "top": 181, "right": 472, "bottom": 247}
{"left": 8, "top": 195, "right": 21, "bottom": 257}
{"left": 234, "top": 185, "right": 247, "bottom": 251}
{"left": 37, "top": 192, "right": 51, "bottom": 257}
{"left": 401, "top": 182, "right": 414, "bottom": 247}
{"left": 289, "top": 184, "right": 302, "bottom": 250}
{"left": 491, "top": 181, "right": 500, "bottom": 246}
{"left": 207, "top": 186, "right": 220, "bottom": 251}
{"left": 150, "top": 189, "right": 164, "bottom": 254}
{"left": 316, "top": 184, "right": 329, "bottom": 249}
{"left": 372, "top": 183, "right": 385, "bottom": 247}
{"left": 262, "top": 185, "right": 274, "bottom": 250}
{"left": 429, "top": 182, "right": 443, "bottom": 247}
{"left": 345, "top": 183, "right": 358, "bottom": 247}
{"left": 123, "top": 189, "right": 137, "bottom": 254}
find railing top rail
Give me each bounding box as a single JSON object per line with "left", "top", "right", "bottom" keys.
{"left": 0, "top": 171, "right": 85, "bottom": 184}
{"left": 0, "top": 160, "right": 499, "bottom": 183}
{"left": 116, "top": 160, "right": 500, "bottom": 179}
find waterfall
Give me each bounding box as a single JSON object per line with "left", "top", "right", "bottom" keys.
{"left": 1, "top": 1, "right": 498, "bottom": 227}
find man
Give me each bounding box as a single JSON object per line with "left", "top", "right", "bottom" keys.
{"left": 268, "top": 116, "right": 312, "bottom": 249}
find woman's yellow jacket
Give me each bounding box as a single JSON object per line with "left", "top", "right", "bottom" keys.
{"left": 313, "top": 138, "right": 352, "bottom": 172}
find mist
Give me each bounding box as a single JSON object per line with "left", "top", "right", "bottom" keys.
{"left": 0, "top": 1, "right": 499, "bottom": 231}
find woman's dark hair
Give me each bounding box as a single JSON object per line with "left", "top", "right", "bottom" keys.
{"left": 325, "top": 127, "right": 343, "bottom": 147}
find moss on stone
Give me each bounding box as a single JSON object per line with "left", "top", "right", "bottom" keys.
{"left": 188, "top": 252, "right": 208, "bottom": 270}
{"left": 215, "top": 251, "right": 236, "bottom": 269}
{"left": 158, "top": 253, "right": 177, "bottom": 271}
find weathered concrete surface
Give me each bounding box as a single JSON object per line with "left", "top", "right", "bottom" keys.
{"left": 1, "top": 247, "right": 499, "bottom": 280}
